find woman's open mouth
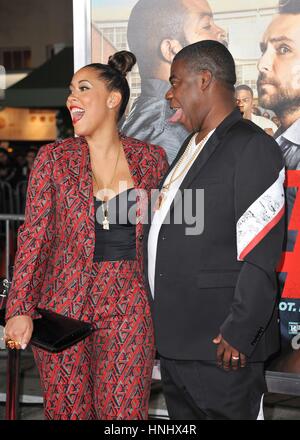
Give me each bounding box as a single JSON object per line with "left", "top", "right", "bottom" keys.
{"left": 70, "top": 106, "right": 85, "bottom": 124}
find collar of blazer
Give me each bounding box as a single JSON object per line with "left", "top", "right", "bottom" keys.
{"left": 63, "top": 135, "right": 146, "bottom": 268}
{"left": 158, "top": 108, "right": 242, "bottom": 197}
{"left": 75, "top": 134, "right": 142, "bottom": 191}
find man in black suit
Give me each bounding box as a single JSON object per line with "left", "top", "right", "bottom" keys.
{"left": 145, "top": 40, "right": 285, "bottom": 420}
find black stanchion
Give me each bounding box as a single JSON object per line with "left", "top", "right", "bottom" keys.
{"left": 1, "top": 278, "right": 21, "bottom": 420}
{"left": 5, "top": 349, "right": 21, "bottom": 420}
{"left": 0, "top": 219, "right": 24, "bottom": 421}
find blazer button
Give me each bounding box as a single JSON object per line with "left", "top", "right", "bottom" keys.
{"left": 139, "top": 234, "right": 144, "bottom": 241}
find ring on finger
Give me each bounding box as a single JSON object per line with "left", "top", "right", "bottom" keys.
{"left": 6, "top": 339, "right": 16, "bottom": 349}
{"left": 232, "top": 355, "right": 239, "bottom": 360}
{"left": 6, "top": 339, "right": 21, "bottom": 350}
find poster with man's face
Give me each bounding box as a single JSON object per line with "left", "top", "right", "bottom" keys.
{"left": 89, "top": 0, "right": 300, "bottom": 375}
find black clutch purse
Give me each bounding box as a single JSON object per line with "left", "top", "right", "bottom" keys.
{"left": 0, "top": 307, "right": 95, "bottom": 353}
{"left": 0, "top": 280, "right": 95, "bottom": 353}
{"left": 31, "top": 308, "right": 95, "bottom": 353}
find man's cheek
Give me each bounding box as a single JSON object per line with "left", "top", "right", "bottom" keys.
{"left": 291, "top": 65, "right": 300, "bottom": 91}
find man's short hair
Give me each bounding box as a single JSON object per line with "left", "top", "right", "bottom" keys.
{"left": 279, "top": 0, "right": 300, "bottom": 14}
{"left": 174, "top": 40, "right": 236, "bottom": 91}
{"left": 127, "top": 0, "right": 187, "bottom": 76}
{"left": 235, "top": 84, "right": 254, "bottom": 97}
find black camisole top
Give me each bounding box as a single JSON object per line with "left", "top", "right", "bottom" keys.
{"left": 93, "top": 188, "right": 137, "bottom": 262}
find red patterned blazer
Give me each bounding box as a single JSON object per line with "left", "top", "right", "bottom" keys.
{"left": 6, "top": 135, "right": 168, "bottom": 321}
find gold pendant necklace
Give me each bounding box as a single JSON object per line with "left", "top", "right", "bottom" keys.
{"left": 101, "top": 201, "right": 110, "bottom": 230}
{"left": 156, "top": 133, "right": 209, "bottom": 210}
{"left": 92, "top": 144, "right": 121, "bottom": 230}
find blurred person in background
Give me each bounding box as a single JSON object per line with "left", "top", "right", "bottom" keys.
{"left": 252, "top": 106, "right": 262, "bottom": 116}
{"left": 15, "top": 152, "right": 27, "bottom": 170}
{"left": 0, "top": 147, "right": 17, "bottom": 185}
{"left": 21, "top": 147, "right": 39, "bottom": 179}
{"left": 263, "top": 111, "right": 271, "bottom": 119}
{"left": 235, "top": 84, "right": 278, "bottom": 135}
{"left": 272, "top": 115, "right": 281, "bottom": 127}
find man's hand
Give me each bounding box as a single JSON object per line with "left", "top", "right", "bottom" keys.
{"left": 213, "top": 333, "right": 246, "bottom": 371}
{"left": 4, "top": 315, "right": 33, "bottom": 350}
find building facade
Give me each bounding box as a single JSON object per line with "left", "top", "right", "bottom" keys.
{"left": 0, "top": 0, "right": 73, "bottom": 89}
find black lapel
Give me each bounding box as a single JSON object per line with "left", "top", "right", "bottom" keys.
{"left": 169, "top": 108, "right": 242, "bottom": 212}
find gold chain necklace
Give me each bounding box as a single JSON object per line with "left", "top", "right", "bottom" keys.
{"left": 92, "top": 145, "right": 121, "bottom": 230}
{"left": 157, "top": 133, "right": 209, "bottom": 210}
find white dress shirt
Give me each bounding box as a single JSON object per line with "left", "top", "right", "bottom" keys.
{"left": 147, "top": 129, "right": 215, "bottom": 298}
{"left": 251, "top": 114, "right": 278, "bottom": 133}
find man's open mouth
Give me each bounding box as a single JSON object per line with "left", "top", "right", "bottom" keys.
{"left": 168, "top": 108, "right": 184, "bottom": 124}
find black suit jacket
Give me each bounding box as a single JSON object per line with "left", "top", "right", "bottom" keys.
{"left": 144, "top": 109, "right": 285, "bottom": 362}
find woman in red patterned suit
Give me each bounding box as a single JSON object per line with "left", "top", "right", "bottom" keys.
{"left": 4, "top": 51, "right": 169, "bottom": 420}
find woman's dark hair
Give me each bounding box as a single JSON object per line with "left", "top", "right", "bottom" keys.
{"left": 279, "top": 0, "right": 300, "bottom": 14}
{"left": 86, "top": 51, "right": 136, "bottom": 121}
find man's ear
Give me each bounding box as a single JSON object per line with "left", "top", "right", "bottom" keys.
{"left": 107, "top": 91, "right": 122, "bottom": 110}
{"left": 199, "top": 70, "right": 213, "bottom": 91}
{"left": 160, "top": 39, "right": 183, "bottom": 63}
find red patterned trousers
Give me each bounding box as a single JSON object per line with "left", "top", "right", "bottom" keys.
{"left": 32, "top": 260, "right": 155, "bottom": 420}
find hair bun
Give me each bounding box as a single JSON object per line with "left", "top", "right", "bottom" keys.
{"left": 279, "top": 0, "right": 300, "bottom": 13}
{"left": 108, "top": 51, "right": 136, "bottom": 77}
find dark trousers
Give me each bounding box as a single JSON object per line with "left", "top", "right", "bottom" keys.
{"left": 160, "top": 356, "right": 267, "bottom": 420}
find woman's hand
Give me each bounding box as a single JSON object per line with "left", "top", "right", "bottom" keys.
{"left": 4, "top": 315, "right": 33, "bottom": 350}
